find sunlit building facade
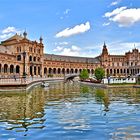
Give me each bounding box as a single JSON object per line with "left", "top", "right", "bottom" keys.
{"left": 0, "top": 32, "right": 139, "bottom": 78}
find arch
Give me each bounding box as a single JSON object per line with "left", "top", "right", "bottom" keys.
{"left": 10, "top": 65, "right": 14, "bottom": 73}
{"left": 79, "top": 69, "right": 82, "bottom": 73}
{"left": 53, "top": 68, "right": 56, "bottom": 74}
{"left": 71, "top": 69, "right": 74, "bottom": 74}
{"left": 107, "top": 69, "right": 109, "bottom": 75}
{"left": 4, "top": 64, "right": 8, "bottom": 73}
{"left": 48, "top": 68, "right": 52, "bottom": 74}
{"left": 29, "top": 56, "right": 32, "bottom": 61}
{"left": 127, "top": 69, "right": 129, "bottom": 74}
{"left": 120, "top": 69, "right": 123, "bottom": 73}
{"left": 66, "top": 69, "right": 69, "bottom": 74}
{"left": 34, "top": 66, "right": 36, "bottom": 75}
{"left": 124, "top": 69, "right": 126, "bottom": 74}
{"left": 87, "top": 69, "right": 90, "bottom": 74}
{"left": 58, "top": 68, "right": 61, "bottom": 74}
{"left": 91, "top": 69, "right": 94, "bottom": 74}
{"left": 110, "top": 69, "right": 112, "bottom": 74}
{"left": 30, "top": 66, "right": 33, "bottom": 75}
{"left": 75, "top": 69, "right": 78, "bottom": 73}
{"left": 62, "top": 68, "right": 65, "bottom": 74}
{"left": 114, "top": 69, "right": 116, "bottom": 74}
{"left": 17, "top": 55, "right": 21, "bottom": 61}
{"left": 16, "top": 65, "right": 20, "bottom": 73}
{"left": 117, "top": 69, "right": 119, "bottom": 74}
{"left": 44, "top": 67, "right": 47, "bottom": 74}
{"left": 38, "top": 67, "right": 40, "bottom": 75}
{"left": 33, "top": 57, "right": 36, "bottom": 62}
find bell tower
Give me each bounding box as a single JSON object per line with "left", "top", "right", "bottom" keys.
{"left": 101, "top": 42, "right": 109, "bottom": 67}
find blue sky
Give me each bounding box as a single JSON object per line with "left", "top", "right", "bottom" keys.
{"left": 0, "top": 0, "right": 140, "bottom": 57}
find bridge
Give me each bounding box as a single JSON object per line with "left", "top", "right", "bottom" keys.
{"left": 64, "top": 74, "right": 80, "bottom": 82}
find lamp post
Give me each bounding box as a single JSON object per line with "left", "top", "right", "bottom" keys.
{"left": 23, "top": 51, "right": 26, "bottom": 78}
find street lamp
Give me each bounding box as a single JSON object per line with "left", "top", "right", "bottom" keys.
{"left": 23, "top": 51, "right": 26, "bottom": 78}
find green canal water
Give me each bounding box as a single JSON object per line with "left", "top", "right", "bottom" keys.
{"left": 0, "top": 82, "right": 140, "bottom": 140}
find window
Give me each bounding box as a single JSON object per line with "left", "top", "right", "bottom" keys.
{"left": 34, "top": 57, "right": 36, "bottom": 62}
{"left": 17, "top": 55, "right": 21, "bottom": 61}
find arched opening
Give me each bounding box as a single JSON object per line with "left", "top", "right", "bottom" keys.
{"left": 49, "top": 68, "right": 52, "bottom": 74}
{"left": 71, "top": 69, "right": 74, "bottom": 74}
{"left": 34, "top": 57, "right": 36, "bottom": 62}
{"left": 110, "top": 69, "right": 112, "bottom": 74}
{"left": 10, "top": 65, "right": 14, "bottom": 73}
{"left": 79, "top": 69, "right": 82, "bottom": 73}
{"left": 38, "top": 67, "right": 40, "bottom": 75}
{"left": 4, "top": 64, "right": 8, "bottom": 73}
{"left": 75, "top": 69, "right": 78, "bottom": 73}
{"left": 58, "top": 68, "right": 61, "bottom": 74}
{"left": 34, "top": 66, "right": 36, "bottom": 75}
{"left": 30, "top": 66, "right": 33, "bottom": 75}
{"left": 107, "top": 69, "right": 109, "bottom": 75}
{"left": 53, "top": 68, "right": 56, "bottom": 74}
{"left": 44, "top": 67, "right": 47, "bottom": 74}
{"left": 16, "top": 65, "right": 20, "bottom": 73}
{"left": 66, "top": 69, "right": 69, "bottom": 74}
{"left": 17, "top": 55, "right": 21, "bottom": 61}
{"left": 91, "top": 69, "right": 94, "bottom": 74}
{"left": 62, "top": 68, "right": 65, "bottom": 74}
{"left": 117, "top": 69, "right": 119, "bottom": 74}
{"left": 29, "top": 56, "right": 32, "bottom": 61}
{"left": 88, "top": 69, "right": 90, "bottom": 74}
{"left": 124, "top": 69, "right": 126, "bottom": 74}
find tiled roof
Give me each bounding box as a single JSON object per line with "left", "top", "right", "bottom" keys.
{"left": 44, "top": 54, "right": 100, "bottom": 63}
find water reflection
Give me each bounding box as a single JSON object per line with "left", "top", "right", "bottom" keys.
{"left": 0, "top": 82, "right": 140, "bottom": 139}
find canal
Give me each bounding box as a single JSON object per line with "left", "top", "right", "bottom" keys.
{"left": 0, "top": 81, "right": 140, "bottom": 140}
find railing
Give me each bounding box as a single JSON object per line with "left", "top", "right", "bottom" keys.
{"left": 0, "top": 76, "right": 64, "bottom": 85}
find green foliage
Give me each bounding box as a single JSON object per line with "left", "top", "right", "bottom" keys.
{"left": 95, "top": 67, "right": 105, "bottom": 80}
{"left": 80, "top": 69, "right": 89, "bottom": 81}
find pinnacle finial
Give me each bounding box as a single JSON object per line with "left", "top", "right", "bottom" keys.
{"left": 23, "top": 30, "right": 27, "bottom": 38}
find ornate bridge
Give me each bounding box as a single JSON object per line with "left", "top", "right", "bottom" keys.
{"left": 64, "top": 74, "right": 80, "bottom": 82}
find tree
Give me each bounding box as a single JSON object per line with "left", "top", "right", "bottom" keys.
{"left": 95, "top": 67, "right": 105, "bottom": 80}
{"left": 80, "top": 69, "right": 89, "bottom": 81}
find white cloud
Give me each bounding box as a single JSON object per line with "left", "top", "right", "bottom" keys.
{"left": 102, "top": 22, "right": 110, "bottom": 26}
{"left": 53, "top": 45, "right": 81, "bottom": 56}
{"left": 110, "top": 0, "right": 122, "bottom": 6}
{"left": 0, "top": 26, "right": 22, "bottom": 40}
{"left": 55, "top": 21, "right": 90, "bottom": 38}
{"left": 53, "top": 46, "right": 64, "bottom": 52}
{"left": 64, "top": 9, "right": 70, "bottom": 15}
{"left": 104, "top": 7, "right": 127, "bottom": 18}
{"left": 55, "top": 42, "right": 68, "bottom": 46}
{"left": 108, "top": 42, "right": 140, "bottom": 54}
{"left": 104, "top": 7, "right": 140, "bottom": 27}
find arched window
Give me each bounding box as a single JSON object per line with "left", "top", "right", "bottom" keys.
{"left": 58, "top": 68, "right": 61, "bottom": 74}
{"left": 38, "top": 67, "right": 40, "bottom": 75}
{"left": 17, "top": 55, "right": 21, "bottom": 61}
{"left": 44, "top": 67, "right": 47, "bottom": 74}
{"left": 49, "top": 68, "right": 52, "bottom": 74}
{"left": 53, "top": 68, "right": 56, "bottom": 74}
{"left": 34, "top": 66, "right": 36, "bottom": 75}
{"left": 75, "top": 69, "right": 78, "bottom": 73}
{"left": 10, "top": 65, "right": 14, "bottom": 73}
{"left": 62, "top": 68, "right": 65, "bottom": 74}
{"left": 29, "top": 56, "right": 32, "bottom": 61}
{"left": 16, "top": 65, "right": 20, "bottom": 73}
{"left": 38, "top": 57, "right": 40, "bottom": 62}
{"left": 66, "top": 69, "right": 69, "bottom": 74}
{"left": 4, "top": 64, "right": 8, "bottom": 73}
{"left": 34, "top": 57, "right": 36, "bottom": 62}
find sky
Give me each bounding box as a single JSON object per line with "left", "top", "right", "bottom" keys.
{"left": 0, "top": 0, "right": 140, "bottom": 57}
